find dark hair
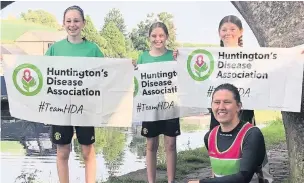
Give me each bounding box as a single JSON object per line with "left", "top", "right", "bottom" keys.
{"left": 148, "top": 22, "right": 169, "bottom": 37}
{"left": 212, "top": 83, "right": 241, "bottom": 105}
{"left": 63, "top": 5, "right": 85, "bottom": 22}
{"left": 218, "top": 15, "right": 243, "bottom": 47}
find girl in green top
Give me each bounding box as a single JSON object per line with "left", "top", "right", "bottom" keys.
{"left": 45, "top": 5, "right": 103, "bottom": 183}
{"left": 134, "top": 22, "right": 180, "bottom": 183}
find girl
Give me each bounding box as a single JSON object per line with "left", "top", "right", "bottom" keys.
{"left": 209, "top": 15, "right": 255, "bottom": 130}
{"left": 45, "top": 5, "right": 104, "bottom": 183}
{"left": 173, "top": 15, "right": 255, "bottom": 130}
{"left": 134, "top": 22, "right": 179, "bottom": 183}
{"left": 188, "top": 83, "right": 268, "bottom": 183}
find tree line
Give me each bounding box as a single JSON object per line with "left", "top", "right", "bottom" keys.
{"left": 20, "top": 9, "right": 181, "bottom": 60}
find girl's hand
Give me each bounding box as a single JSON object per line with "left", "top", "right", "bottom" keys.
{"left": 173, "top": 49, "right": 179, "bottom": 61}
{"left": 132, "top": 60, "right": 138, "bottom": 70}
{"left": 132, "top": 60, "right": 137, "bottom": 67}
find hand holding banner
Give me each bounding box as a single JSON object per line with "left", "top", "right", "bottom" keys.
{"left": 132, "top": 62, "right": 206, "bottom": 122}
{"left": 3, "top": 54, "right": 134, "bottom": 127}
{"left": 2, "top": 47, "right": 303, "bottom": 127}
{"left": 177, "top": 47, "right": 303, "bottom": 112}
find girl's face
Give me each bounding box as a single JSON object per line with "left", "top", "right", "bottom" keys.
{"left": 211, "top": 89, "right": 241, "bottom": 124}
{"left": 149, "top": 27, "right": 168, "bottom": 49}
{"left": 63, "top": 10, "right": 85, "bottom": 37}
{"left": 219, "top": 22, "right": 243, "bottom": 47}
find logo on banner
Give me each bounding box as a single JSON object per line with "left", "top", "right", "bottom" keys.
{"left": 187, "top": 49, "right": 215, "bottom": 81}
{"left": 133, "top": 77, "right": 139, "bottom": 97}
{"left": 12, "top": 63, "right": 43, "bottom": 96}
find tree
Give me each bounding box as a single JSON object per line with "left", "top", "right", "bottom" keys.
{"left": 126, "top": 50, "right": 141, "bottom": 61}
{"left": 129, "top": 27, "right": 149, "bottom": 51}
{"left": 125, "top": 36, "right": 135, "bottom": 54}
{"left": 103, "top": 8, "right": 127, "bottom": 36}
{"left": 129, "top": 12, "right": 178, "bottom": 51}
{"left": 101, "top": 21, "right": 127, "bottom": 58}
{"left": 158, "top": 12, "right": 178, "bottom": 49}
{"left": 232, "top": 1, "right": 304, "bottom": 183}
{"left": 82, "top": 15, "right": 109, "bottom": 55}
{"left": 129, "top": 13, "right": 156, "bottom": 51}
{"left": 103, "top": 8, "right": 137, "bottom": 57}
{"left": 20, "top": 10, "right": 60, "bottom": 29}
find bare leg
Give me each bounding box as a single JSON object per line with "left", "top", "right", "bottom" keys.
{"left": 81, "top": 144, "right": 96, "bottom": 183}
{"left": 164, "top": 136, "right": 177, "bottom": 183}
{"left": 146, "top": 136, "right": 159, "bottom": 183}
{"left": 56, "top": 144, "right": 71, "bottom": 183}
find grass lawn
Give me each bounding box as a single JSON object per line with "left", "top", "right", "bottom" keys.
{"left": 260, "top": 118, "right": 286, "bottom": 149}
{"left": 254, "top": 110, "right": 282, "bottom": 124}
{"left": 1, "top": 19, "right": 57, "bottom": 43}
{"left": 0, "top": 141, "right": 25, "bottom": 155}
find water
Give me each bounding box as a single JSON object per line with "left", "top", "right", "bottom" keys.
{"left": 1, "top": 117, "right": 209, "bottom": 183}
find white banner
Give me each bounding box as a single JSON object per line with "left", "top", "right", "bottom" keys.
{"left": 177, "top": 47, "right": 303, "bottom": 112}
{"left": 3, "top": 55, "right": 134, "bottom": 127}
{"left": 132, "top": 62, "right": 205, "bottom": 122}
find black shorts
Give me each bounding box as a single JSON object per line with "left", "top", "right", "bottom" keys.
{"left": 51, "top": 125, "right": 95, "bottom": 145}
{"left": 141, "top": 118, "right": 181, "bottom": 138}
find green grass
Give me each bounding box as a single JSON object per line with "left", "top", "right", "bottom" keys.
{"left": 254, "top": 110, "right": 282, "bottom": 124}
{"left": 180, "top": 122, "right": 203, "bottom": 132}
{"left": 174, "top": 147, "right": 210, "bottom": 179}
{"left": 0, "top": 141, "right": 25, "bottom": 154}
{"left": 1, "top": 19, "right": 57, "bottom": 42}
{"left": 261, "top": 118, "right": 286, "bottom": 149}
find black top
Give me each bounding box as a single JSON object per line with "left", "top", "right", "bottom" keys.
{"left": 200, "top": 121, "right": 266, "bottom": 183}
{"left": 209, "top": 110, "right": 255, "bottom": 131}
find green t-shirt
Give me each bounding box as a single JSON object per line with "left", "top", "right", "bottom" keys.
{"left": 45, "top": 39, "right": 104, "bottom": 57}
{"left": 137, "top": 50, "right": 174, "bottom": 64}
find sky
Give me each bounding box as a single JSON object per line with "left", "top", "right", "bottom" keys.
{"left": 1, "top": 1, "right": 259, "bottom": 45}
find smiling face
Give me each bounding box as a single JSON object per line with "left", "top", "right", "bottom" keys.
{"left": 149, "top": 27, "right": 168, "bottom": 49}
{"left": 63, "top": 9, "right": 85, "bottom": 37}
{"left": 211, "top": 89, "right": 241, "bottom": 124}
{"left": 219, "top": 22, "right": 243, "bottom": 47}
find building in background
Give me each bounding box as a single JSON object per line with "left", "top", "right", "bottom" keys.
{"left": 14, "top": 30, "right": 67, "bottom": 55}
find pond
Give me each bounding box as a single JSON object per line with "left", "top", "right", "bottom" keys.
{"left": 1, "top": 115, "right": 210, "bottom": 183}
